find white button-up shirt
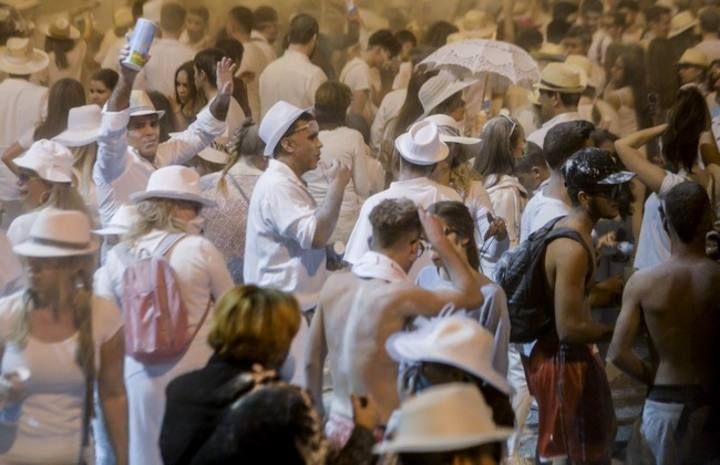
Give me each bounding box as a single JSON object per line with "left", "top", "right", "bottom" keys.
{"left": 526, "top": 111, "right": 588, "bottom": 149}
{"left": 259, "top": 49, "right": 327, "bottom": 118}
{"left": 344, "top": 177, "right": 463, "bottom": 265}
{"left": 136, "top": 38, "right": 195, "bottom": 98}
{"left": 93, "top": 106, "right": 226, "bottom": 225}
{"left": 243, "top": 159, "right": 327, "bottom": 310}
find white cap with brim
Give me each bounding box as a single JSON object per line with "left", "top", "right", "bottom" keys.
{"left": 13, "top": 208, "right": 99, "bottom": 258}
{"left": 130, "top": 165, "right": 216, "bottom": 207}
{"left": 93, "top": 204, "right": 139, "bottom": 236}
{"left": 395, "top": 120, "right": 450, "bottom": 166}
{"left": 259, "top": 101, "right": 311, "bottom": 157}
{"left": 53, "top": 104, "right": 102, "bottom": 147}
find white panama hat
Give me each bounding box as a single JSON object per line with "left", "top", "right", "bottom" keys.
{"left": 259, "top": 101, "right": 312, "bottom": 157}
{"left": 394, "top": 120, "right": 450, "bottom": 166}
{"left": 129, "top": 90, "right": 166, "bottom": 118}
{"left": 533, "top": 62, "right": 587, "bottom": 94}
{"left": 0, "top": 37, "right": 49, "bottom": 75}
{"left": 419, "top": 71, "right": 478, "bottom": 117}
{"left": 373, "top": 383, "right": 513, "bottom": 454}
{"left": 130, "top": 165, "right": 216, "bottom": 207}
{"left": 53, "top": 105, "right": 102, "bottom": 147}
{"left": 93, "top": 204, "right": 139, "bottom": 236}
{"left": 13, "top": 208, "right": 98, "bottom": 258}
{"left": 14, "top": 139, "right": 74, "bottom": 183}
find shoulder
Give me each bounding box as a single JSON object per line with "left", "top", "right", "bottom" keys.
{"left": 546, "top": 233, "right": 591, "bottom": 269}
{"left": 435, "top": 183, "right": 462, "bottom": 201}
{"left": 0, "top": 291, "right": 26, "bottom": 342}
{"left": 90, "top": 294, "right": 123, "bottom": 339}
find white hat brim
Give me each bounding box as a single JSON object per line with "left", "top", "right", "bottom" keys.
{"left": 395, "top": 133, "right": 450, "bottom": 166}
{"left": 13, "top": 156, "right": 73, "bottom": 184}
{"left": 373, "top": 429, "right": 513, "bottom": 454}
{"left": 13, "top": 239, "right": 98, "bottom": 258}
{"left": 440, "top": 134, "right": 481, "bottom": 145}
{"left": 262, "top": 106, "right": 312, "bottom": 157}
{"left": 130, "top": 190, "right": 216, "bottom": 207}
{"left": 198, "top": 148, "right": 229, "bottom": 165}
{"left": 422, "top": 79, "right": 478, "bottom": 117}
{"left": 129, "top": 109, "right": 166, "bottom": 119}
{"left": 533, "top": 81, "right": 585, "bottom": 94}
{"left": 668, "top": 20, "right": 698, "bottom": 38}
{"left": 0, "top": 48, "right": 49, "bottom": 75}
{"left": 40, "top": 23, "right": 81, "bottom": 40}
{"left": 92, "top": 225, "right": 128, "bottom": 236}
{"left": 53, "top": 128, "right": 101, "bottom": 147}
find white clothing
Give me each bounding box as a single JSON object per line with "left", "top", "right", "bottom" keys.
{"left": 258, "top": 49, "right": 327, "bottom": 118}
{"left": 340, "top": 57, "right": 378, "bottom": 119}
{"left": 0, "top": 231, "right": 21, "bottom": 297}
{"left": 344, "top": 177, "right": 462, "bottom": 265}
{"left": 243, "top": 159, "right": 328, "bottom": 311}
{"left": 464, "top": 180, "right": 502, "bottom": 272}
{"left": 201, "top": 96, "right": 245, "bottom": 146}
{"left": 0, "top": 292, "right": 123, "bottom": 465}
{"left": 93, "top": 105, "right": 226, "bottom": 226}
{"left": 97, "top": 231, "right": 233, "bottom": 465}
{"left": 370, "top": 88, "right": 406, "bottom": 156}
{"left": 38, "top": 40, "right": 87, "bottom": 86}
{"left": 238, "top": 41, "right": 269, "bottom": 120}
{"left": 101, "top": 38, "right": 124, "bottom": 72}
{"left": 527, "top": 111, "right": 588, "bottom": 149}
{"left": 251, "top": 30, "right": 277, "bottom": 63}
{"left": 136, "top": 38, "right": 195, "bottom": 98}
{"left": 303, "top": 127, "right": 384, "bottom": 244}
{"left": 695, "top": 38, "right": 720, "bottom": 62}
{"left": 95, "top": 30, "right": 123, "bottom": 66}
{"left": 483, "top": 175, "right": 528, "bottom": 277}
{"left": 519, "top": 185, "right": 571, "bottom": 243}
{"left": 179, "top": 30, "right": 213, "bottom": 51}
{"left": 634, "top": 172, "right": 687, "bottom": 270}
{"left": 392, "top": 61, "right": 412, "bottom": 90}
{"left": 6, "top": 211, "right": 38, "bottom": 246}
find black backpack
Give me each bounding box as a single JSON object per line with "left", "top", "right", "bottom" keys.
{"left": 495, "top": 216, "right": 593, "bottom": 343}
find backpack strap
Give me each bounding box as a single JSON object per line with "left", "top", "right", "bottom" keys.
{"left": 154, "top": 233, "right": 188, "bottom": 257}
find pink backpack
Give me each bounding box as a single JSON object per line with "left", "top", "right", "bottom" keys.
{"left": 116, "top": 233, "right": 210, "bottom": 363}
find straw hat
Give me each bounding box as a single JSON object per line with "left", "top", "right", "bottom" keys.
{"left": 259, "top": 101, "right": 312, "bottom": 157}
{"left": 0, "top": 37, "right": 49, "bottom": 75}
{"left": 13, "top": 208, "right": 98, "bottom": 258}
{"left": 448, "top": 9, "right": 497, "bottom": 42}
{"left": 395, "top": 120, "right": 450, "bottom": 166}
{"left": 113, "top": 7, "right": 134, "bottom": 29}
{"left": 374, "top": 383, "right": 513, "bottom": 454}
{"left": 386, "top": 315, "right": 511, "bottom": 395}
{"left": 534, "top": 62, "right": 586, "bottom": 94}
{"left": 131, "top": 165, "right": 215, "bottom": 206}
{"left": 533, "top": 42, "right": 567, "bottom": 62}
{"left": 565, "top": 54, "right": 595, "bottom": 88}
{"left": 668, "top": 10, "right": 698, "bottom": 38}
{"left": 93, "top": 204, "right": 139, "bottom": 236}
{"left": 197, "top": 146, "right": 230, "bottom": 165}
{"left": 14, "top": 139, "right": 74, "bottom": 183}
{"left": 678, "top": 48, "right": 710, "bottom": 68}
{"left": 129, "top": 90, "right": 166, "bottom": 118}
{"left": 40, "top": 16, "right": 80, "bottom": 40}
{"left": 53, "top": 105, "right": 102, "bottom": 147}
{"left": 419, "top": 71, "right": 478, "bottom": 117}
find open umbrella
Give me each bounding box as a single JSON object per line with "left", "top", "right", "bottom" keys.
{"left": 420, "top": 39, "right": 540, "bottom": 88}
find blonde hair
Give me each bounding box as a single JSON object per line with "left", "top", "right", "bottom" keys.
{"left": 208, "top": 285, "right": 301, "bottom": 368}
{"left": 125, "top": 198, "right": 187, "bottom": 243}
{"left": 216, "top": 120, "right": 264, "bottom": 196}
{"left": 71, "top": 143, "right": 97, "bottom": 201}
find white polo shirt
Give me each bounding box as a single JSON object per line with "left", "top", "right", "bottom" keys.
{"left": 259, "top": 49, "right": 327, "bottom": 118}
{"left": 243, "top": 159, "right": 327, "bottom": 311}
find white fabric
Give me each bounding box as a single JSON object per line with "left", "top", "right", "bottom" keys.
{"left": 303, "top": 127, "right": 384, "bottom": 244}
{"left": 464, "top": 180, "right": 503, "bottom": 273}
{"left": 258, "top": 49, "right": 327, "bottom": 118}
{"left": 629, "top": 399, "right": 684, "bottom": 465}
{"left": 344, "top": 177, "right": 462, "bottom": 265}
{"left": 238, "top": 41, "right": 269, "bottom": 120}
{"left": 200, "top": 96, "right": 245, "bottom": 146}
{"left": 519, "top": 185, "right": 571, "bottom": 243}
{"left": 634, "top": 172, "right": 687, "bottom": 270}
{"left": 38, "top": 40, "right": 87, "bottom": 86}
{"left": 340, "top": 57, "right": 379, "bottom": 119}
{"left": 243, "top": 159, "right": 327, "bottom": 311}
{"left": 371, "top": 88, "right": 407, "bottom": 155}
{"left": 527, "top": 111, "right": 587, "bottom": 149}
{"left": 589, "top": 29, "right": 612, "bottom": 65}
{"left": 6, "top": 211, "right": 38, "bottom": 247}
{"left": 135, "top": 38, "right": 195, "bottom": 98}
{"left": 0, "top": 293, "right": 123, "bottom": 465}
{"left": 352, "top": 251, "right": 409, "bottom": 283}
{"left": 392, "top": 61, "right": 413, "bottom": 90}
{"left": 483, "top": 175, "right": 527, "bottom": 278}
{"left": 695, "top": 38, "right": 720, "bottom": 62}
{"left": 0, "top": 231, "right": 22, "bottom": 297}
{"left": 251, "top": 30, "right": 277, "bottom": 63}
{"left": 96, "top": 231, "right": 233, "bottom": 465}
{"left": 100, "top": 38, "right": 124, "bottom": 72}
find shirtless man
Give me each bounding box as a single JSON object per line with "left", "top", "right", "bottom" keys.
{"left": 609, "top": 181, "right": 720, "bottom": 465}
{"left": 525, "top": 147, "right": 635, "bottom": 464}
{"left": 305, "top": 198, "right": 488, "bottom": 448}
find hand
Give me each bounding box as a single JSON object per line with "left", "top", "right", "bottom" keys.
{"left": 419, "top": 207, "right": 448, "bottom": 249}
{"left": 351, "top": 393, "right": 382, "bottom": 431}
{"left": 216, "top": 57, "right": 237, "bottom": 97}
{"left": 327, "top": 160, "right": 351, "bottom": 187}
{"left": 0, "top": 372, "right": 26, "bottom": 406}
{"left": 484, "top": 214, "right": 507, "bottom": 242}
{"left": 595, "top": 231, "right": 618, "bottom": 252}
{"left": 651, "top": 123, "right": 669, "bottom": 136}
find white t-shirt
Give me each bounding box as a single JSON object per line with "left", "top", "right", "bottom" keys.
{"left": 370, "top": 88, "right": 406, "bottom": 156}
{"left": 340, "top": 57, "right": 379, "bottom": 119}
{"left": 520, "top": 186, "right": 571, "bottom": 243}
{"left": 136, "top": 38, "right": 195, "bottom": 99}
{"left": 0, "top": 293, "right": 122, "bottom": 465}
{"left": 258, "top": 49, "right": 327, "bottom": 118}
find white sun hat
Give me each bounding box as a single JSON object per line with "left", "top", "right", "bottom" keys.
{"left": 53, "top": 105, "right": 102, "bottom": 147}
{"left": 419, "top": 70, "right": 478, "bottom": 117}
{"left": 39, "top": 15, "right": 81, "bottom": 40}
{"left": 93, "top": 204, "right": 139, "bottom": 236}
{"left": 259, "top": 101, "right": 312, "bottom": 157}
{"left": 395, "top": 120, "right": 450, "bottom": 166}
{"left": 13, "top": 208, "right": 98, "bottom": 257}
{"left": 130, "top": 165, "right": 216, "bottom": 207}
{"left": 129, "top": 90, "right": 166, "bottom": 118}
{"left": 0, "top": 37, "right": 49, "bottom": 75}
{"left": 422, "top": 114, "right": 482, "bottom": 145}
{"left": 373, "top": 383, "right": 513, "bottom": 454}
{"left": 386, "top": 314, "right": 511, "bottom": 395}
{"left": 14, "top": 139, "right": 74, "bottom": 183}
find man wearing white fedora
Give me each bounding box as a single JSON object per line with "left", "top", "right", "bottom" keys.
{"left": 344, "top": 120, "right": 464, "bottom": 266}
{"left": 526, "top": 62, "right": 589, "bottom": 149}
{"left": 93, "top": 42, "right": 235, "bottom": 226}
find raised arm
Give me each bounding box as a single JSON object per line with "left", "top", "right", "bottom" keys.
{"left": 614, "top": 124, "right": 668, "bottom": 193}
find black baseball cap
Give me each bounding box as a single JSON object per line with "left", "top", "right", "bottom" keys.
{"left": 563, "top": 147, "right": 635, "bottom": 190}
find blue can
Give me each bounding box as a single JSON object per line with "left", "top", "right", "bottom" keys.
{"left": 122, "top": 18, "right": 156, "bottom": 71}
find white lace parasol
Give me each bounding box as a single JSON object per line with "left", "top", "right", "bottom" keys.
{"left": 420, "top": 39, "right": 540, "bottom": 88}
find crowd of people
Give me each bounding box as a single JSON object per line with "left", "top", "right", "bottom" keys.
{"left": 0, "top": 0, "right": 719, "bottom": 464}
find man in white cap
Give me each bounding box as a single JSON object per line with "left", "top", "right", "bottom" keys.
{"left": 344, "top": 120, "right": 463, "bottom": 265}
{"left": 244, "top": 100, "right": 350, "bottom": 313}
{"left": 94, "top": 43, "right": 235, "bottom": 226}
{"left": 527, "top": 62, "right": 589, "bottom": 149}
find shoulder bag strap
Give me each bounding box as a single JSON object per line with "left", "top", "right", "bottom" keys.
{"left": 226, "top": 173, "right": 251, "bottom": 204}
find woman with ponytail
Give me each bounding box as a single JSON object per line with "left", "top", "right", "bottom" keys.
{"left": 0, "top": 208, "right": 127, "bottom": 465}
{"left": 200, "top": 120, "right": 267, "bottom": 283}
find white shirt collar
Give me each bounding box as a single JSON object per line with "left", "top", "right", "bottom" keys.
{"left": 267, "top": 158, "right": 306, "bottom": 186}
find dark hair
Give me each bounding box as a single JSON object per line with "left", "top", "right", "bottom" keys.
{"left": 275, "top": 113, "right": 314, "bottom": 156}
{"left": 147, "top": 91, "right": 175, "bottom": 142}
{"left": 618, "top": 0, "right": 640, "bottom": 12}
{"left": 160, "top": 2, "right": 186, "bottom": 34}
{"left": 663, "top": 181, "right": 712, "bottom": 243}
{"left": 581, "top": 0, "right": 603, "bottom": 15}
{"left": 44, "top": 36, "right": 74, "bottom": 69}
{"left": 188, "top": 6, "right": 209, "bottom": 23}
{"left": 90, "top": 68, "right": 118, "bottom": 91}
{"left": 254, "top": 6, "right": 278, "bottom": 25}
{"left": 369, "top": 198, "right": 421, "bottom": 249}
{"left": 395, "top": 29, "right": 417, "bottom": 47}
{"left": 174, "top": 61, "right": 200, "bottom": 107}
{"left": 553, "top": 1, "right": 578, "bottom": 20}
{"left": 645, "top": 5, "right": 672, "bottom": 23}
{"left": 229, "top": 6, "right": 253, "bottom": 34}
{"left": 428, "top": 201, "right": 480, "bottom": 270}
{"left": 314, "top": 81, "right": 352, "bottom": 129}
{"left": 539, "top": 89, "right": 582, "bottom": 108}
{"left": 287, "top": 13, "right": 318, "bottom": 44}
{"left": 422, "top": 21, "right": 459, "bottom": 48}
{"left": 700, "top": 6, "right": 720, "bottom": 33}
{"left": 516, "top": 28, "right": 544, "bottom": 53}
{"left": 33, "top": 78, "right": 85, "bottom": 141}
{"left": 215, "top": 38, "right": 244, "bottom": 64}
{"left": 548, "top": 19, "right": 572, "bottom": 44}
{"left": 544, "top": 120, "right": 594, "bottom": 170}
{"left": 193, "top": 48, "right": 225, "bottom": 89}
{"left": 565, "top": 25, "right": 592, "bottom": 46}
{"left": 614, "top": 45, "right": 652, "bottom": 130}
{"left": 590, "top": 128, "right": 619, "bottom": 148}
{"left": 368, "top": 29, "right": 401, "bottom": 58}
{"left": 610, "top": 12, "right": 627, "bottom": 29}
{"left": 399, "top": 443, "right": 502, "bottom": 465}
{"left": 662, "top": 86, "right": 708, "bottom": 173}
{"left": 475, "top": 116, "right": 521, "bottom": 178}
{"left": 131, "top": 0, "right": 145, "bottom": 22}
{"left": 515, "top": 142, "right": 547, "bottom": 173}
{"left": 429, "top": 90, "right": 465, "bottom": 116}
{"left": 0, "top": 3, "right": 28, "bottom": 46}
{"left": 393, "top": 68, "right": 438, "bottom": 140}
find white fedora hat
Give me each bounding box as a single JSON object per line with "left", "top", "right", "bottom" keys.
{"left": 131, "top": 165, "right": 216, "bottom": 207}
{"left": 129, "top": 90, "right": 166, "bottom": 118}
{"left": 395, "top": 120, "right": 450, "bottom": 166}
{"left": 39, "top": 16, "right": 81, "bottom": 40}
{"left": 14, "top": 139, "right": 74, "bottom": 183}
{"left": 374, "top": 383, "right": 513, "bottom": 454}
{"left": 13, "top": 208, "right": 98, "bottom": 258}
{"left": 93, "top": 204, "right": 139, "bottom": 236}
{"left": 533, "top": 62, "right": 586, "bottom": 94}
{"left": 259, "top": 101, "right": 311, "bottom": 157}
{"left": 53, "top": 104, "right": 102, "bottom": 147}
{"left": 386, "top": 315, "right": 511, "bottom": 395}
{"left": 422, "top": 114, "right": 482, "bottom": 145}
{"left": 0, "top": 37, "right": 49, "bottom": 75}
{"left": 419, "top": 71, "right": 477, "bottom": 117}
